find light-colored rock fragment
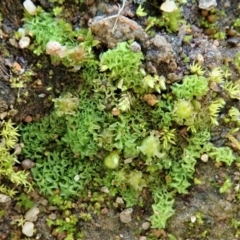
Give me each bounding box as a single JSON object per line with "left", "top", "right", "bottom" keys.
{"left": 21, "top": 159, "right": 36, "bottom": 170}
{"left": 142, "top": 221, "right": 151, "bottom": 230}
{"left": 46, "top": 41, "right": 62, "bottom": 55}
{"left": 160, "top": 0, "right": 177, "bottom": 12}
{"left": 0, "top": 194, "right": 11, "bottom": 203}
{"left": 119, "top": 208, "right": 133, "bottom": 223}
{"left": 25, "top": 206, "right": 40, "bottom": 222}
{"left": 198, "top": 0, "right": 217, "bottom": 10}
{"left": 19, "top": 37, "right": 30, "bottom": 49}
{"left": 201, "top": 153, "right": 209, "bottom": 162}
{"left": 22, "top": 221, "right": 34, "bottom": 237}
{"left": 23, "top": 0, "right": 37, "bottom": 15}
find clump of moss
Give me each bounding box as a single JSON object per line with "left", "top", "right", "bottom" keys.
{"left": 19, "top": 38, "right": 238, "bottom": 231}
{"left": 0, "top": 120, "right": 32, "bottom": 197}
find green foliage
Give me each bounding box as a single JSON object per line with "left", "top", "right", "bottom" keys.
{"left": 219, "top": 178, "right": 232, "bottom": 193}
{"left": 22, "top": 8, "right": 97, "bottom": 69}
{"left": 172, "top": 75, "right": 209, "bottom": 100}
{"left": 16, "top": 193, "right": 35, "bottom": 210}
{"left": 23, "top": 7, "right": 76, "bottom": 55}
{"left": 0, "top": 121, "right": 32, "bottom": 197}
{"left": 150, "top": 189, "right": 175, "bottom": 228}
{"left": 19, "top": 10, "right": 239, "bottom": 229}
{"left": 146, "top": 8, "right": 185, "bottom": 33}
{"left": 99, "top": 41, "right": 144, "bottom": 92}
{"left": 208, "top": 145, "right": 235, "bottom": 166}
{"left": 136, "top": 5, "right": 147, "bottom": 17}
{"left": 208, "top": 98, "right": 225, "bottom": 125}
{"left": 234, "top": 52, "right": 240, "bottom": 73}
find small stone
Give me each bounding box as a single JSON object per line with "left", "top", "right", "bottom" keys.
{"left": 143, "top": 94, "right": 157, "bottom": 106}
{"left": 46, "top": 41, "right": 62, "bottom": 55}
{"left": 201, "top": 153, "right": 208, "bottom": 162}
{"left": 160, "top": 0, "right": 177, "bottom": 12}
{"left": 23, "top": 0, "right": 37, "bottom": 15}
{"left": 116, "top": 197, "right": 124, "bottom": 204}
{"left": 24, "top": 115, "right": 32, "bottom": 123}
{"left": 25, "top": 206, "right": 40, "bottom": 222}
{"left": 21, "top": 159, "right": 36, "bottom": 169}
{"left": 191, "top": 215, "right": 196, "bottom": 223}
{"left": 22, "top": 221, "right": 34, "bottom": 237}
{"left": 101, "top": 208, "right": 108, "bottom": 215}
{"left": 49, "top": 213, "right": 57, "bottom": 220}
{"left": 139, "top": 237, "right": 147, "bottom": 240}
{"left": 19, "top": 36, "right": 30, "bottom": 49}
{"left": 119, "top": 208, "right": 133, "bottom": 223}
{"left": 213, "top": 40, "right": 219, "bottom": 47}
{"left": 142, "top": 221, "right": 151, "bottom": 230}
{"left": 130, "top": 41, "right": 141, "bottom": 52}
{"left": 112, "top": 107, "right": 120, "bottom": 116}
{"left": 198, "top": 0, "right": 217, "bottom": 10}
{"left": 100, "top": 186, "right": 109, "bottom": 194}
{"left": 0, "top": 194, "right": 11, "bottom": 203}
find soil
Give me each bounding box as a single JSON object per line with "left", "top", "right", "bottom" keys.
{"left": 0, "top": 0, "right": 240, "bottom": 239}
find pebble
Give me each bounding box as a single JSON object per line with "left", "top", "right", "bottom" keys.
{"left": 25, "top": 206, "right": 40, "bottom": 222}
{"left": 101, "top": 207, "right": 108, "bottom": 215}
{"left": 201, "top": 153, "right": 209, "bottom": 162}
{"left": 130, "top": 41, "right": 141, "bottom": 52}
{"left": 198, "top": 0, "right": 217, "bottom": 10}
{"left": 213, "top": 40, "right": 219, "bottom": 47}
{"left": 142, "top": 221, "right": 151, "bottom": 230}
{"left": 19, "top": 36, "right": 31, "bottom": 49}
{"left": 24, "top": 115, "right": 33, "bottom": 123}
{"left": 116, "top": 197, "right": 124, "bottom": 204}
{"left": 0, "top": 194, "right": 11, "bottom": 203}
{"left": 22, "top": 221, "right": 34, "bottom": 237}
{"left": 119, "top": 208, "right": 133, "bottom": 223}
{"left": 21, "top": 159, "right": 36, "bottom": 169}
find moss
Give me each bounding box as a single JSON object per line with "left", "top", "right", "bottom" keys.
{"left": 0, "top": 121, "right": 32, "bottom": 197}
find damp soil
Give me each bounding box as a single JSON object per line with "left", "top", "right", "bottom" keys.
{"left": 0, "top": 0, "right": 240, "bottom": 240}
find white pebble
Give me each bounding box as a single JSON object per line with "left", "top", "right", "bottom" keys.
{"left": 198, "top": 0, "right": 217, "bottom": 10}
{"left": 23, "top": 0, "right": 37, "bottom": 15}
{"left": 142, "top": 221, "right": 151, "bottom": 230}
{"left": 22, "top": 221, "right": 34, "bottom": 237}
{"left": 19, "top": 37, "right": 30, "bottom": 49}
{"left": 46, "top": 41, "right": 62, "bottom": 55}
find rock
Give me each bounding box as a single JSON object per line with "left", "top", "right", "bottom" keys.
{"left": 19, "top": 36, "right": 30, "bottom": 49}
{"left": 201, "top": 153, "right": 209, "bottom": 162}
{"left": 24, "top": 206, "right": 40, "bottom": 222}
{"left": 23, "top": 0, "right": 37, "bottom": 15}
{"left": 198, "top": 0, "right": 217, "bottom": 10}
{"left": 0, "top": 194, "right": 11, "bottom": 203}
{"left": 130, "top": 41, "right": 141, "bottom": 52}
{"left": 160, "top": 0, "right": 177, "bottom": 12}
{"left": 21, "top": 159, "right": 36, "bottom": 169}
{"left": 90, "top": 15, "right": 148, "bottom": 49}
{"left": 142, "top": 221, "right": 151, "bottom": 230}
{"left": 119, "top": 208, "right": 133, "bottom": 223}
{"left": 145, "top": 34, "right": 177, "bottom": 73}
{"left": 22, "top": 221, "right": 34, "bottom": 237}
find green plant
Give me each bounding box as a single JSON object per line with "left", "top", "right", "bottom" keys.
{"left": 16, "top": 193, "right": 35, "bottom": 210}
{"left": 0, "top": 120, "right": 32, "bottom": 197}
{"left": 172, "top": 74, "right": 209, "bottom": 100}
{"left": 19, "top": 9, "right": 239, "bottom": 229}
{"left": 146, "top": 6, "right": 185, "bottom": 33}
